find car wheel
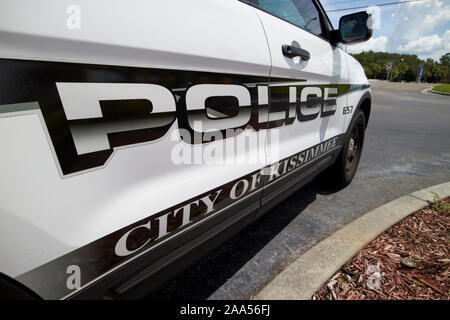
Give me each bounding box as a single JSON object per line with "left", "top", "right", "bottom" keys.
{"left": 328, "top": 109, "right": 366, "bottom": 188}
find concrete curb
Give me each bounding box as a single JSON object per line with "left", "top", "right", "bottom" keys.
{"left": 421, "top": 87, "right": 450, "bottom": 96}
{"left": 420, "top": 87, "right": 433, "bottom": 95}
{"left": 255, "top": 182, "right": 450, "bottom": 300}
{"left": 429, "top": 89, "right": 450, "bottom": 96}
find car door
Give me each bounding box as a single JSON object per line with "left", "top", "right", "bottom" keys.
{"left": 242, "top": 0, "right": 350, "bottom": 215}
{"left": 0, "top": 0, "right": 272, "bottom": 299}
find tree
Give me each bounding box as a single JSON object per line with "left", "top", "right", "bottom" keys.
{"left": 351, "top": 51, "right": 449, "bottom": 83}
{"left": 424, "top": 59, "right": 446, "bottom": 83}
{"left": 439, "top": 53, "right": 450, "bottom": 82}
{"left": 440, "top": 53, "right": 450, "bottom": 67}
{"left": 394, "top": 61, "right": 409, "bottom": 81}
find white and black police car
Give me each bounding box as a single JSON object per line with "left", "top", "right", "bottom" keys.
{"left": 0, "top": 0, "right": 372, "bottom": 299}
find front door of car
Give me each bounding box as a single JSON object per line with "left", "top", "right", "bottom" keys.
{"left": 248, "top": 0, "right": 349, "bottom": 214}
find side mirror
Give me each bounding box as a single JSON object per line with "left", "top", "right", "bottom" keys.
{"left": 333, "top": 11, "right": 373, "bottom": 45}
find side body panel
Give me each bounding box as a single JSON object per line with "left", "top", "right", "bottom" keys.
{"left": 0, "top": 0, "right": 272, "bottom": 299}
{"left": 0, "top": 0, "right": 371, "bottom": 299}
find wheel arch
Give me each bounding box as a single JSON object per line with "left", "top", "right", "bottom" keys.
{"left": 356, "top": 91, "right": 372, "bottom": 127}
{"left": 0, "top": 272, "right": 42, "bottom": 300}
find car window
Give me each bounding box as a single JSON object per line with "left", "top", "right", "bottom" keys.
{"left": 257, "top": 0, "right": 323, "bottom": 37}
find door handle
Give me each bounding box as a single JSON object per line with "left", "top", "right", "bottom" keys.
{"left": 282, "top": 44, "right": 310, "bottom": 61}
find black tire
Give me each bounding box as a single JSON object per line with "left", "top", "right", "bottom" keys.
{"left": 327, "top": 109, "right": 366, "bottom": 188}
{"left": 0, "top": 273, "right": 41, "bottom": 300}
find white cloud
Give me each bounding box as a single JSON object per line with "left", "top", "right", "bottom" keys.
{"left": 347, "top": 36, "right": 388, "bottom": 53}
{"left": 397, "top": 31, "right": 450, "bottom": 55}
{"left": 389, "top": 0, "right": 450, "bottom": 44}
{"left": 325, "top": 0, "right": 449, "bottom": 59}
{"left": 386, "top": 0, "right": 450, "bottom": 59}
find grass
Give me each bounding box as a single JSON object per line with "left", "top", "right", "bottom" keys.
{"left": 430, "top": 192, "right": 450, "bottom": 214}
{"left": 432, "top": 84, "right": 450, "bottom": 93}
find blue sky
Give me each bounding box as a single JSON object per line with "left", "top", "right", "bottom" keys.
{"left": 319, "top": 0, "right": 450, "bottom": 61}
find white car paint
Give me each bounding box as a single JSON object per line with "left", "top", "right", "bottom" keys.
{"left": 0, "top": 0, "right": 371, "bottom": 298}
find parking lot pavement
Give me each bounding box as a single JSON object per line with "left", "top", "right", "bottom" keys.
{"left": 147, "top": 81, "right": 450, "bottom": 300}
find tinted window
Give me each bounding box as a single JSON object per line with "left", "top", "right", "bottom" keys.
{"left": 257, "top": 0, "right": 323, "bottom": 36}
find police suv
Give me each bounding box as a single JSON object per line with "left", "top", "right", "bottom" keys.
{"left": 0, "top": 0, "right": 372, "bottom": 299}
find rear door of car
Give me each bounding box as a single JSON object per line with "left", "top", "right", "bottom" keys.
{"left": 243, "top": 0, "right": 349, "bottom": 214}
{"left": 0, "top": 0, "right": 272, "bottom": 299}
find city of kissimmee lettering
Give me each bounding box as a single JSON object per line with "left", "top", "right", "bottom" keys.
{"left": 16, "top": 135, "right": 342, "bottom": 299}
{"left": 115, "top": 136, "right": 340, "bottom": 257}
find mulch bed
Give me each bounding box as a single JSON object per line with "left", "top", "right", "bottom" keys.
{"left": 313, "top": 197, "right": 449, "bottom": 300}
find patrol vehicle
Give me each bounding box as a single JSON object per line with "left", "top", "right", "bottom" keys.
{"left": 0, "top": 0, "right": 372, "bottom": 299}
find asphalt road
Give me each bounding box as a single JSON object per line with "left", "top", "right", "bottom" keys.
{"left": 148, "top": 82, "right": 450, "bottom": 300}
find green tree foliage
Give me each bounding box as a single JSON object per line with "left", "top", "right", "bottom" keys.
{"left": 438, "top": 53, "right": 450, "bottom": 83}
{"left": 440, "top": 53, "right": 450, "bottom": 67}
{"left": 350, "top": 51, "right": 449, "bottom": 83}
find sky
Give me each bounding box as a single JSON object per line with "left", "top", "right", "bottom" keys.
{"left": 319, "top": 0, "right": 450, "bottom": 61}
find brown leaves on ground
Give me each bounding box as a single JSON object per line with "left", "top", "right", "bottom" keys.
{"left": 313, "top": 198, "right": 449, "bottom": 300}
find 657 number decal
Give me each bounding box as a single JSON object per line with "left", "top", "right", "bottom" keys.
{"left": 343, "top": 106, "right": 354, "bottom": 115}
